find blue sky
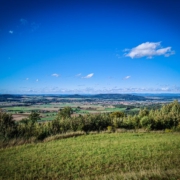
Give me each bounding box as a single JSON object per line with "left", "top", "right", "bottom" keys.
{"left": 0, "top": 0, "right": 180, "bottom": 94}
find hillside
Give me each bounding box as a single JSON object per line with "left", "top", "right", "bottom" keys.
{"left": 0, "top": 132, "right": 180, "bottom": 180}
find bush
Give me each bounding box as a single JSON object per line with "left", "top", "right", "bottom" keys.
{"left": 175, "top": 124, "right": 180, "bottom": 132}
{"left": 165, "top": 128, "right": 173, "bottom": 133}
{"left": 140, "top": 116, "right": 151, "bottom": 128}
{"left": 0, "top": 111, "right": 17, "bottom": 138}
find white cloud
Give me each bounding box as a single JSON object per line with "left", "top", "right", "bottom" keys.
{"left": 9, "top": 30, "right": 13, "bottom": 34}
{"left": 123, "top": 48, "right": 129, "bottom": 52}
{"left": 52, "top": 73, "right": 59, "bottom": 77}
{"left": 124, "top": 42, "right": 175, "bottom": 59}
{"left": 161, "top": 87, "right": 169, "bottom": 91}
{"left": 20, "top": 18, "right": 28, "bottom": 25}
{"left": 124, "top": 76, "right": 131, "bottom": 80}
{"left": 83, "top": 73, "right": 94, "bottom": 79}
{"left": 2, "top": 85, "right": 180, "bottom": 94}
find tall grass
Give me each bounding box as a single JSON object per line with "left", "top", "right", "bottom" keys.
{"left": 0, "top": 132, "right": 180, "bottom": 179}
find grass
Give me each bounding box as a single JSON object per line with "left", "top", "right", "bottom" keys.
{"left": 0, "top": 132, "right": 180, "bottom": 179}
{"left": 130, "top": 108, "right": 140, "bottom": 111}
{"left": 104, "top": 107, "right": 127, "bottom": 112}
{"left": 3, "top": 106, "right": 33, "bottom": 112}
{"left": 40, "top": 116, "right": 55, "bottom": 121}
{"left": 40, "top": 112, "right": 57, "bottom": 121}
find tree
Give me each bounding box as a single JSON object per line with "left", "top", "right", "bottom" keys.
{"left": 139, "top": 108, "right": 149, "bottom": 118}
{"left": 0, "top": 110, "right": 16, "bottom": 138}
{"left": 110, "top": 111, "right": 125, "bottom": 119}
{"left": 28, "top": 111, "right": 41, "bottom": 123}
{"left": 57, "top": 107, "right": 73, "bottom": 120}
{"left": 140, "top": 116, "right": 152, "bottom": 129}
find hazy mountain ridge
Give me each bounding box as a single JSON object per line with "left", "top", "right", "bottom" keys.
{"left": 1, "top": 93, "right": 180, "bottom": 102}
{"left": 0, "top": 93, "right": 148, "bottom": 101}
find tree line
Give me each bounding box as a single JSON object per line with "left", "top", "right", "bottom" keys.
{"left": 1, "top": 101, "right": 180, "bottom": 141}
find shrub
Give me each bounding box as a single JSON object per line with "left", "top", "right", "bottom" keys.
{"left": 107, "top": 126, "right": 112, "bottom": 132}
{"left": 140, "top": 116, "right": 151, "bottom": 128}
{"left": 0, "top": 111, "right": 17, "bottom": 138}
{"left": 165, "top": 128, "right": 173, "bottom": 133}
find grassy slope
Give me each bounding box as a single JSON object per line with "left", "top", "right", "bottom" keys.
{"left": 0, "top": 132, "right": 180, "bottom": 180}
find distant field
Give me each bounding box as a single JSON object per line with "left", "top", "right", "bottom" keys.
{"left": 12, "top": 113, "right": 30, "bottom": 121}
{"left": 1, "top": 102, "right": 141, "bottom": 121}
{"left": 40, "top": 116, "right": 56, "bottom": 121}
{"left": 2, "top": 106, "right": 34, "bottom": 112}
{"left": 104, "top": 107, "right": 127, "bottom": 112}
{"left": 0, "top": 132, "right": 180, "bottom": 179}
{"left": 130, "top": 107, "right": 140, "bottom": 111}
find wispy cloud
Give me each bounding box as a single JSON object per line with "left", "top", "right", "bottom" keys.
{"left": 20, "top": 18, "right": 28, "bottom": 25}
{"left": 116, "top": 54, "right": 121, "bottom": 59}
{"left": 76, "top": 73, "right": 82, "bottom": 77}
{"left": 9, "top": 30, "right": 13, "bottom": 34}
{"left": 3, "top": 85, "right": 180, "bottom": 94}
{"left": 161, "top": 87, "right": 169, "bottom": 91}
{"left": 52, "top": 73, "right": 59, "bottom": 77}
{"left": 124, "top": 76, "right": 131, "bottom": 80}
{"left": 124, "top": 42, "right": 175, "bottom": 59}
{"left": 82, "top": 73, "right": 94, "bottom": 79}
{"left": 36, "top": 79, "right": 39, "bottom": 82}
{"left": 31, "top": 22, "right": 40, "bottom": 32}
{"left": 26, "top": 78, "right": 29, "bottom": 81}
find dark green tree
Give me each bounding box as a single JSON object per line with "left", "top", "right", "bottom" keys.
{"left": 139, "top": 108, "right": 149, "bottom": 118}
{"left": 57, "top": 106, "right": 73, "bottom": 120}
{"left": 110, "top": 111, "right": 125, "bottom": 118}
{"left": 0, "top": 110, "right": 16, "bottom": 138}
{"left": 28, "top": 111, "right": 41, "bottom": 123}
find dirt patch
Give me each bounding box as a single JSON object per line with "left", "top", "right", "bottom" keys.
{"left": 34, "top": 108, "right": 59, "bottom": 111}
{"left": 12, "top": 114, "right": 29, "bottom": 121}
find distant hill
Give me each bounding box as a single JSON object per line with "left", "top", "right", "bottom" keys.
{"left": 0, "top": 93, "right": 148, "bottom": 101}
{"left": 0, "top": 94, "right": 23, "bottom": 101}
{"left": 133, "top": 93, "right": 180, "bottom": 100}
{"left": 91, "top": 94, "right": 147, "bottom": 100}
{"left": 49, "top": 93, "right": 148, "bottom": 101}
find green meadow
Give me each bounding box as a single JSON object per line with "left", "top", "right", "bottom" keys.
{"left": 0, "top": 132, "right": 180, "bottom": 180}
{"left": 3, "top": 104, "right": 140, "bottom": 121}
{"left": 104, "top": 107, "right": 127, "bottom": 112}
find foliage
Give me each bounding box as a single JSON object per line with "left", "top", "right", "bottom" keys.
{"left": 56, "top": 106, "right": 73, "bottom": 119}
{"left": 1, "top": 101, "right": 180, "bottom": 141}
{"left": 110, "top": 111, "right": 125, "bottom": 118}
{"left": 0, "top": 110, "right": 16, "bottom": 138}
{"left": 139, "top": 108, "right": 149, "bottom": 118}
{"left": 28, "top": 111, "right": 41, "bottom": 123}
{"left": 140, "top": 116, "right": 152, "bottom": 128}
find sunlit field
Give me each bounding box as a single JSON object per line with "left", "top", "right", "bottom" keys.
{"left": 0, "top": 132, "right": 180, "bottom": 180}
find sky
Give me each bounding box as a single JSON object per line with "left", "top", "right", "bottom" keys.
{"left": 0, "top": 0, "right": 180, "bottom": 94}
